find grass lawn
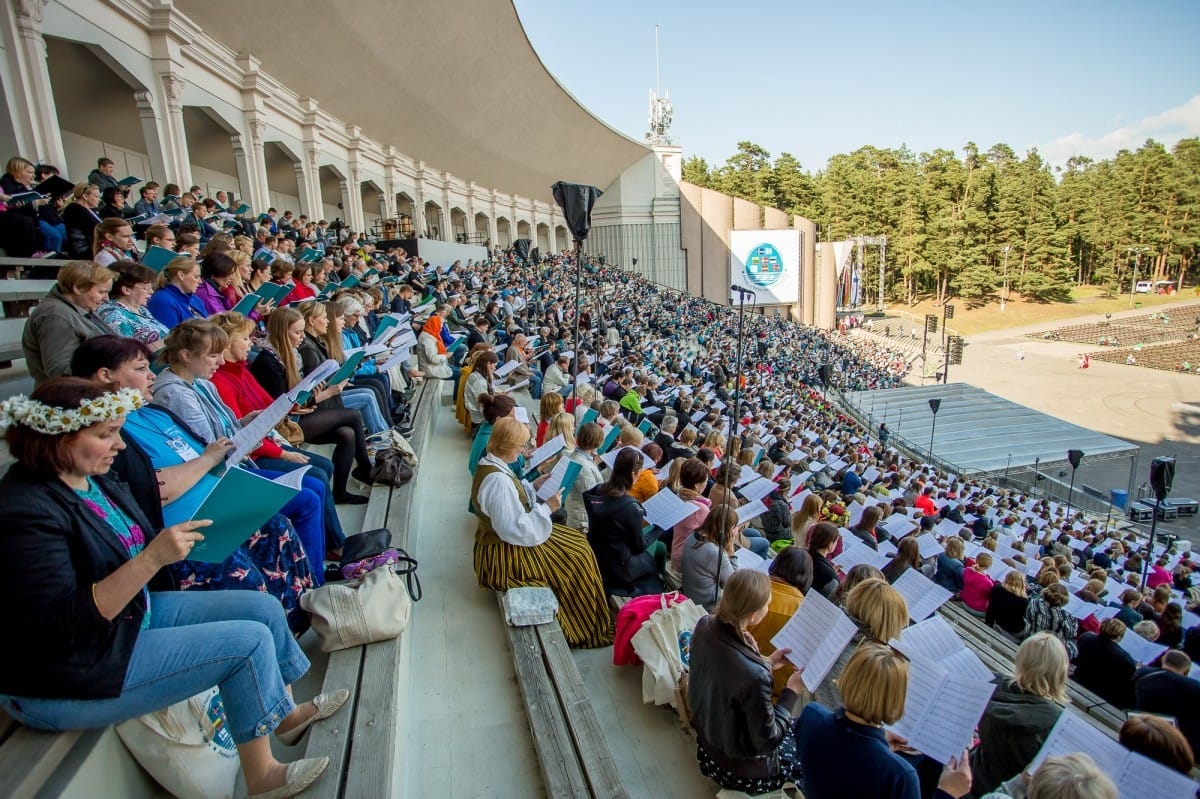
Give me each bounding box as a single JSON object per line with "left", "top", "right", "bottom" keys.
{"left": 884, "top": 286, "right": 1193, "bottom": 336}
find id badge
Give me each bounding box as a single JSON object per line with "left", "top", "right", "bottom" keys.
{"left": 165, "top": 436, "right": 201, "bottom": 462}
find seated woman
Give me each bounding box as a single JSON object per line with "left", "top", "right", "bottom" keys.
{"left": 983, "top": 753, "right": 1116, "bottom": 799}
{"left": 797, "top": 642, "right": 972, "bottom": 799}
{"left": 251, "top": 307, "right": 373, "bottom": 504}
{"left": 194, "top": 251, "right": 236, "bottom": 316}
{"left": 1119, "top": 713, "right": 1194, "bottom": 777}
{"left": 1073, "top": 619, "right": 1137, "bottom": 709}
{"left": 749, "top": 546, "right": 813, "bottom": 699}
{"left": 933, "top": 535, "right": 966, "bottom": 595}
{"left": 536, "top": 392, "right": 565, "bottom": 446}
{"left": 282, "top": 263, "right": 317, "bottom": 305}
{"left": 563, "top": 421, "right": 605, "bottom": 532}
{"left": 846, "top": 504, "right": 885, "bottom": 550}
{"left": 0, "top": 156, "right": 47, "bottom": 257}
{"left": 0, "top": 377, "right": 344, "bottom": 799}
{"left": 92, "top": 217, "right": 138, "bottom": 267}
{"left": 629, "top": 442, "right": 663, "bottom": 503}
{"left": 417, "top": 307, "right": 461, "bottom": 394}
{"left": 670, "top": 458, "right": 713, "bottom": 572}
{"left": 962, "top": 551, "right": 997, "bottom": 616}
{"left": 71, "top": 335, "right": 318, "bottom": 626}
{"left": 968, "top": 632, "right": 1068, "bottom": 797}
{"left": 147, "top": 256, "right": 208, "bottom": 327}
{"left": 806, "top": 521, "right": 842, "bottom": 599}
{"left": 680, "top": 503, "right": 741, "bottom": 612}
{"left": 688, "top": 570, "right": 805, "bottom": 794}
{"left": 335, "top": 296, "right": 396, "bottom": 418}
{"left": 297, "top": 300, "right": 390, "bottom": 436}
{"left": 468, "top": 392, "right": 520, "bottom": 476}
{"left": 464, "top": 350, "right": 498, "bottom": 430}
{"left": 21, "top": 260, "right": 115, "bottom": 386}
{"left": 882, "top": 536, "right": 924, "bottom": 584}
{"left": 469, "top": 417, "right": 612, "bottom": 648}
{"left": 209, "top": 312, "right": 347, "bottom": 556}
{"left": 986, "top": 570, "right": 1030, "bottom": 637}
{"left": 811, "top": 577, "right": 909, "bottom": 711}
{"left": 62, "top": 182, "right": 103, "bottom": 259}
{"left": 583, "top": 447, "right": 665, "bottom": 597}
{"left": 1024, "top": 583, "right": 1079, "bottom": 659}
{"left": 96, "top": 261, "right": 169, "bottom": 351}
{"left": 146, "top": 320, "right": 329, "bottom": 579}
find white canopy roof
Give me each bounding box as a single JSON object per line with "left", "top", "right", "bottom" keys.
{"left": 844, "top": 383, "right": 1138, "bottom": 477}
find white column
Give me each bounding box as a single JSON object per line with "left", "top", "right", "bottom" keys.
{"left": 155, "top": 73, "right": 192, "bottom": 187}
{"left": 3, "top": 0, "right": 65, "bottom": 167}
{"left": 231, "top": 118, "right": 268, "bottom": 212}
{"left": 295, "top": 147, "right": 321, "bottom": 221}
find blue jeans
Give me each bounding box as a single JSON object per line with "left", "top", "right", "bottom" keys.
{"left": 38, "top": 220, "right": 65, "bottom": 253}
{"left": 255, "top": 448, "right": 345, "bottom": 552}
{"left": 343, "top": 387, "right": 388, "bottom": 435}
{"left": 528, "top": 370, "right": 543, "bottom": 399}
{"left": 0, "top": 591, "right": 308, "bottom": 744}
{"left": 744, "top": 531, "right": 771, "bottom": 559}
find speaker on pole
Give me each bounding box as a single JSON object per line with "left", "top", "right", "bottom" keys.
{"left": 1150, "top": 456, "right": 1176, "bottom": 502}
{"left": 1067, "top": 449, "right": 1084, "bottom": 469}
{"left": 818, "top": 364, "right": 833, "bottom": 388}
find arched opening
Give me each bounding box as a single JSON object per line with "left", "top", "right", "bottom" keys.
{"left": 360, "top": 178, "right": 385, "bottom": 236}
{"left": 423, "top": 200, "right": 443, "bottom": 240}
{"left": 474, "top": 212, "right": 491, "bottom": 249}
{"left": 45, "top": 37, "right": 151, "bottom": 182}
{"left": 263, "top": 142, "right": 301, "bottom": 217}
{"left": 318, "top": 165, "right": 346, "bottom": 229}
{"left": 555, "top": 225, "right": 569, "bottom": 252}
{"left": 496, "top": 217, "right": 512, "bottom": 248}
{"left": 516, "top": 220, "right": 531, "bottom": 242}
{"left": 450, "top": 207, "right": 468, "bottom": 243}
{"left": 394, "top": 192, "right": 416, "bottom": 238}
{"left": 536, "top": 222, "right": 550, "bottom": 253}
{"left": 182, "top": 107, "right": 238, "bottom": 203}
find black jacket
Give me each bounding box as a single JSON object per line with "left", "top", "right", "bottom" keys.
{"left": 1073, "top": 633, "right": 1136, "bottom": 709}
{"left": 0, "top": 465, "right": 172, "bottom": 699}
{"left": 968, "top": 677, "right": 1062, "bottom": 796}
{"left": 810, "top": 551, "right": 839, "bottom": 598}
{"left": 297, "top": 334, "right": 345, "bottom": 411}
{"left": 1134, "top": 666, "right": 1200, "bottom": 759}
{"left": 688, "top": 615, "right": 798, "bottom": 778}
{"left": 985, "top": 584, "right": 1028, "bottom": 637}
{"left": 62, "top": 202, "right": 101, "bottom": 259}
{"left": 581, "top": 488, "right": 659, "bottom": 596}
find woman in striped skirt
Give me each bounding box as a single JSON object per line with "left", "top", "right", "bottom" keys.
{"left": 470, "top": 417, "right": 613, "bottom": 648}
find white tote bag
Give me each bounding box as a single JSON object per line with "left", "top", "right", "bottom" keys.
{"left": 300, "top": 562, "right": 413, "bottom": 652}
{"left": 630, "top": 594, "right": 706, "bottom": 707}
{"left": 115, "top": 687, "right": 240, "bottom": 799}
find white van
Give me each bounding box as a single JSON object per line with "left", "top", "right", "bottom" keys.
{"left": 1135, "top": 280, "right": 1153, "bottom": 293}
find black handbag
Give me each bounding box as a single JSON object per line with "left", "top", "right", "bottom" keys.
{"left": 371, "top": 448, "right": 414, "bottom": 486}
{"left": 340, "top": 528, "right": 392, "bottom": 565}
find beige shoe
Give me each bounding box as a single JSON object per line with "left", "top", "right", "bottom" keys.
{"left": 276, "top": 688, "right": 351, "bottom": 746}
{"left": 247, "top": 757, "right": 329, "bottom": 799}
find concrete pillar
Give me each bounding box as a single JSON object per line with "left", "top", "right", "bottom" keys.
{"left": 764, "top": 207, "right": 789, "bottom": 229}
{"left": 294, "top": 150, "right": 320, "bottom": 221}
{"left": 733, "top": 197, "right": 760, "bottom": 230}
{"left": 679, "top": 182, "right": 704, "bottom": 297}
{"left": 133, "top": 90, "right": 173, "bottom": 184}
{"left": 2, "top": 0, "right": 66, "bottom": 168}
{"left": 339, "top": 178, "right": 362, "bottom": 233}
{"left": 795, "top": 215, "right": 817, "bottom": 326}
{"left": 231, "top": 120, "right": 268, "bottom": 213}
{"left": 699, "top": 188, "right": 733, "bottom": 306}
{"left": 816, "top": 242, "right": 839, "bottom": 331}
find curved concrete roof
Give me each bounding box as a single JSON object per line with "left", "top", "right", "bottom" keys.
{"left": 175, "top": 0, "right": 650, "bottom": 201}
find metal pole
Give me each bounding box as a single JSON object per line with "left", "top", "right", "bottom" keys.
{"left": 879, "top": 242, "right": 886, "bottom": 314}
{"left": 723, "top": 292, "right": 747, "bottom": 495}
{"left": 1067, "top": 466, "right": 1077, "bottom": 515}
{"left": 921, "top": 323, "right": 928, "bottom": 383}
{"left": 1140, "top": 503, "right": 1160, "bottom": 591}
{"left": 1129, "top": 249, "right": 1141, "bottom": 309}
{"left": 569, "top": 239, "right": 582, "bottom": 407}
{"left": 942, "top": 342, "right": 951, "bottom": 385}
{"left": 1001, "top": 245, "right": 1011, "bottom": 312}
{"left": 929, "top": 413, "right": 937, "bottom": 461}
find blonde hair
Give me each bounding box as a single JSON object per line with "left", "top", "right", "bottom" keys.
{"left": 1003, "top": 570, "right": 1028, "bottom": 597}
{"left": 155, "top": 256, "right": 198, "bottom": 290}
{"left": 845, "top": 578, "right": 909, "bottom": 643}
{"left": 265, "top": 306, "right": 304, "bottom": 389}
{"left": 56, "top": 261, "right": 116, "bottom": 293}
{"left": 545, "top": 412, "right": 576, "bottom": 449}
{"left": 838, "top": 643, "right": 909, "bottom": 726}
{"left": 539, "top": 392, "right": 564, "bottom": 422}
{"left": 944, "top": 536, "right": 965, "bottom": 560}
{"left": 975, "top": 551, "right": 993, "bottom": 570}
{"left": 1013, "top": 632, "right": 1069, "bottom": 703}
{"left": 791, "top": 494, "right": 823, "bottom": 542}
{"left": 210, "top": 311, "right": 255, "bottom": 340}
{"left": 618, "top": 426, "right": 644, "bottom": 447}
{"left": 487, "top": 416, "right": 529, "bottom": 456}
{"left": 1027, "top": 753, "right": 1116, "bottom": 799}
{"left": 715, "top": 569, "right": 771, "bottom": 629}
{"left": 225, "top": 249, "right": 251, "bottom": 292}
{"left": 702, "top": 430, "right": 724, "bottom": 451}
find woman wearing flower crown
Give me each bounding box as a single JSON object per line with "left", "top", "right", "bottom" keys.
{"left": 0, "top": 378, "right": 345, "bottom": 798}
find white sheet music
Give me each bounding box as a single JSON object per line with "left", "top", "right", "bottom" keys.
{"left": 734, "top": 465, "right": 760, "bottom": 488}
{"left": 889, "top": 651, "right": 996, "bottom": 764}
{"left": 535, "top": 456, "right": 576, "bottom": 501}
{"left": 379, "top": 347, "right": 412, "bottom": 371}
{"left": 1030, "top": 710, "right": 1126, "bottom": 773}
{"left": 526, "top": 434, "right": 566, "bottom": 470}
{"left": 495, "top": 359, "right": 521, "bottom": 378}
{"left": 892, "top": 569, "right": 953, "bottom": 621}
{"left": 1116, "top": 751, "right": 1200, "bottom": 799}
{"left": 915, "top": 533, "right": 944, "bottom": 558}
{"left": 769, "top": 590, "right": 859, "bottom": 692}
{"left": 641, "top": 489, "right": 698, "bottom": 531}
{"left": 883, "top": 513, "right": 917, "bottom": 539}
{"left": 934, "top": 518, "right": 964, "bottom": 538}
{"left": 834, "top": 542, "right": 889, "bottom": 571}
{"left": 270, "top": 465, "right": 312, "bottom": 491}
{"left": 847, "top": 501, "right": 865, "bottom": 527}
{"left": 292, "top": 358, "right": 338, "bottom": 397}
{"left": 739, "top": 477, "right": 778, "bottom": 503}
{"left": 513, "top": 406, "right": 530, "bottom": 425}
{"left": 1116, "top": 631, "right": 1168, "bottom": 665}
{"left": 227, "top": 390, "right": 297, "bottom": 465}
{"left": 736, "top": 501, "right": 768, "bottom": 525}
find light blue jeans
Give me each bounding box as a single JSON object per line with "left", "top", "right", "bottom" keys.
{"left": 0, "top": 590, "right": 308, "bottom": 744}
{"left": 342, "top": 387, "right": 388, "bottom": 435}
{"left": 744, "top": 530, "right": 771, "bottom": 559}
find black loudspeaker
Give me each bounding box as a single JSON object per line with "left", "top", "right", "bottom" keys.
{"left": 1067, "top": 449, "right": 1084, "bottom": 469}
{"left": 1150, "top": 456, "right": 1176, "bottom": 502}
{"left": 818, "top": 364, "right": 833, "bottom": 387}
{"left": 928, "top": 398, "right": 942, "bottom": 414}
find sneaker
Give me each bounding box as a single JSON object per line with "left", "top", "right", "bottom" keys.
{"left": 32, "top": 250, "right": 57, "bottom": 259}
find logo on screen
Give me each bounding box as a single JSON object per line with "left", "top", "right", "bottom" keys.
{"left": 744, "top": 243, "right": 784, "bottom": 288}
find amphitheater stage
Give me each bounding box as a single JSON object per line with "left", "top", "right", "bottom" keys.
{"left": 844, "top": 382, "right": 1139, "bottom": 483}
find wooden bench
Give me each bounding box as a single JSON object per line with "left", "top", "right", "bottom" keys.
{"left": 297, "top": 379, "right": 434, "bottom": 799}
{"left": 497, "top": 594, "right": 629, "bottom": 799}
{"left": 0, "top": 257, "right": 71, "bottom": 280}
{"left": 0, "top": 279, "right": 55, "bottom": 318}
{"left": 0, "top": 317, "right": 26, "bottom": 368}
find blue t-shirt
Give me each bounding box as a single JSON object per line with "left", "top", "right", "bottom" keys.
{"left": 123, "top": 407, "right": 219, "bottom": 527}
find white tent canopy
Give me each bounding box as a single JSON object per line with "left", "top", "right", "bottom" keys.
{"left": 844, "top": 383, "right": 1138, "bottom": 477}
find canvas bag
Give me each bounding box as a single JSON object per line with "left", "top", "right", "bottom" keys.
{"left": 115, "top": 687, "right": 239, "bottom": 799}
{"left": 630, "top": 594, "right": 706, "bottom": 707}
{"left": 300, "top": 562, "right": 413, "bottom": 652}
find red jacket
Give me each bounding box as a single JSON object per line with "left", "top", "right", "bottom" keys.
{"left": 211, "top": 359, "right": 283, "bottom": 459}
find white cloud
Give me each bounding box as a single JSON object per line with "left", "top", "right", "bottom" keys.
{"left": 1039, "top": 94, "right": 1200, "bottom": 166}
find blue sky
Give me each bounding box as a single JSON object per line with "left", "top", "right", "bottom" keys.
{"left": 514, "top": 0, "right": 1200, "bottom": 171}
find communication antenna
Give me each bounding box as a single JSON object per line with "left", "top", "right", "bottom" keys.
{"left": 646, "top": 24, "right": 673, "bottom": 145}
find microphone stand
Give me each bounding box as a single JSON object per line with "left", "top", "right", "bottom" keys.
{"left": 723, "top": 287, "right": 753, "bottom": 501}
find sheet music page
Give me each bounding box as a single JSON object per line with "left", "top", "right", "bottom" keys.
{"left": 735, "top": 465, "right": 760, "bottom": 488}
{"left": 733, "top": 547, "right": 765, "bottom": 570}
{"left": 892, "top": 569, "right": 953, "bottom": 622}
{"left": 495, "top": 359, "right": 521, "bottom": 378}
{"left": 380, "top": 347, "right": 412, "bottom": 371}
{"left": 526, "top": 434, "right": 565, "bottom": 470}
{"left": 1029, "top": 710, "right": 1127, "bottom": 774}
{"left": 291, "top": 359, "right": 339, "bottom": 398}
{"left": 536, "top": 457, "right": 580, "bottom": 501}
{"left": 892, "top": 652, "right": 995, "bottom": 764}
{"left": 847, "top": 501, "right": 865, "bottom": 527}
{"left": 739, "top": 477, "right": 778, "bottom": 503}
{"left": 270, "top": 465, "right": 312, "bottom": 491}
{"left": 1116, "top": 750, "right": 1200, "bottom": 799}
{"left": 895, "top": 616, "right": 968, "bottom": 662}
{"left": 641, "top": 489, "right": 697, "bottom": 531}
{"left": 916, "top": 533, "right": 944, "bottom": 558}
{"left": 227, "top": 391, "right": 296, "bottom": 464}
{"left": 736, "top": 501, "right": 768, "bottom": 525}
{"left": 768, "top": 590, "right": 859, "bottom": 692}
{"left": 833, "top": 543, "right": 889, "bottom": 571}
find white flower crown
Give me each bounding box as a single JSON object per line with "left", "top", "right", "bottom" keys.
{"left": 0, "top": 387, "right": 144, "bottom": 435}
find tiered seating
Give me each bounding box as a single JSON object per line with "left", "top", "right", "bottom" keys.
{"left": 1089, "top": 340, "right": 1200, "bottom": 373}
{"left": 1029, "top": 303, "right": 1200, "bottom": 347}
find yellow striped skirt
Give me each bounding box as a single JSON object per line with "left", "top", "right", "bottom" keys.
{"left": 474, "top": 523, "right": 614, "bottom": 648}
